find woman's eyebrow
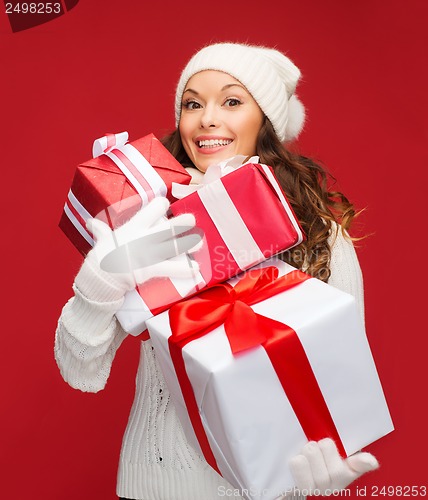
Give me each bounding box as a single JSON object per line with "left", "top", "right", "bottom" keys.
{"left": 221, "top": 83, "right": 247, "bottom": 92}
{"left": 182, "top": 84, "right": 248, "bottom": 96}
{"left": 183, "top": 88, "right": 198, "bottom": 96}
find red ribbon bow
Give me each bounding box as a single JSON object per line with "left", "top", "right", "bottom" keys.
{"left": 167, "top": 266, "right": 346, "bottom": 474}
{"left": 170, "top": 266, "right": 310, "bottom": 353}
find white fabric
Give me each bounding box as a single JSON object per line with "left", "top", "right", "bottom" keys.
{"left": 87, "top": 197, "right": 200, "bottom": 292}
{"left": 55, "top": 223, "right": 366, "bottom": 500}
{"left": 289, "top": 438, "right": 379, "bottom": 496}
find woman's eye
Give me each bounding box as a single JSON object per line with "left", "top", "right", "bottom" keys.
{"left": 224, "top": 98, "right": 242, "bottom": 107}
{"left": 183, "top": 100, "right": 202, "bottom": 110}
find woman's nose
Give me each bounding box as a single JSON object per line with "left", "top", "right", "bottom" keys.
{"left": 200, "top": 104, "right": 220, "bottom": 128}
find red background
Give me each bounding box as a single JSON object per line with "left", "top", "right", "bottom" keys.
{"left": 1, "top": 1, "right": 427, "bottom": 498}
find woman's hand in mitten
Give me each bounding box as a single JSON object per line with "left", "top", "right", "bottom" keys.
{"left": 86, "top": 197, "right": 201, "bottom": 294}
{"left": 289, "top": 438, "right": 379, "bottom": 495}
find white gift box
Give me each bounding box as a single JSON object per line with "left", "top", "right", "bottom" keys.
{"left": 146, "top": 258, "right": 394, "bottom": 500}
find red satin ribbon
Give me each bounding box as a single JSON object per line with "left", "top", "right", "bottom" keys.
{"left": 168, "top": 266, "right": 346, "bottom": 473}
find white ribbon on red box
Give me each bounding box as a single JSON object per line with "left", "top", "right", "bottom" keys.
{"left": 63, "top": 131, "right": 168, "bottom": 242}
{"left": 63, "top": 188, "right": 94, "bottom": 246}
{"left": 173, "top": 156, "right": 304, "bottom": 258}
{"left": 171, "top": 155, "right": 259, "bottom": 199}
{"left": 92, "top": 131, "right": 167, "bottom": 204}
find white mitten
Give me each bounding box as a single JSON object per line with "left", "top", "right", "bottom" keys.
{"left": 85, "top": 197, "right": 200, "bottom": 294}
{"left": 289, "top": 438, "right": 379, "bottom": 495}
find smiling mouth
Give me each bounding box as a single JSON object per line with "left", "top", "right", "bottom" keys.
{"left": 197, "top": 139, "right": 233, "bottom": 148}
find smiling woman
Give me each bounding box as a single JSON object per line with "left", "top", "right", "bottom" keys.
{"left": 55, "top": 42, "right": 379, "bottom": 500}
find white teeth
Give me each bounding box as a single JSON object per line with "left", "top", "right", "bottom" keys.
{"left": 197, "top": 139, "right": 232, "bottom": 148}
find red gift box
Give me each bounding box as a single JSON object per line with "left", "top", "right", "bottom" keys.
{"left": 59, "top": 132, "right": 191, "bottom": 255}
{"left": 170, "top": 162, "right": 304, "bottom": 285}
{"left": 116, "top": 161, "right": 305, "bottom": 336}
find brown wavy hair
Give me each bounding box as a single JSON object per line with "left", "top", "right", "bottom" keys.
{"left": 161, "top": 117, "right": 356, "bottom": 282}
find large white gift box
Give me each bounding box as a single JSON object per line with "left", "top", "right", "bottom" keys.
{"left": 146, "top": 258, "right": 394, "bottom": 500}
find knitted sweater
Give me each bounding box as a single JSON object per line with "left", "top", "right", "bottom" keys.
{"left": 54, "top": 224, "right": 364, "bottom": 500}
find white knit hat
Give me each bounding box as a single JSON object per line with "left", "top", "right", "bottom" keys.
{"left": 175, "top": 43, "right": 305, "bottom": 142}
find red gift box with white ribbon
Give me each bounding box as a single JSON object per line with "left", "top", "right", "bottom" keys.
{"left": 115, "top": 159, "right": 305, "bottom": 336}
{"left": 145, "top": 257, "right": 394, "bottom": 500}
{"left": 170, "top": 160, "right": 303, "bottom": 284}
{"left": 59, "top": 131, "right": 191, "bottom": 255}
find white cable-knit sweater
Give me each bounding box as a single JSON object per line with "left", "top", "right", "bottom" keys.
{"left": 54, "top": 224, "right": 364, "bottom": 500}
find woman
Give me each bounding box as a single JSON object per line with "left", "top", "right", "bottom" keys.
{"left": 55, "top": 43, "right": 379, "bottom": 500}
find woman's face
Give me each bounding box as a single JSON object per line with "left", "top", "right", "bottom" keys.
{"left": 179, "top": 70, "right": 264, "bottom": 173}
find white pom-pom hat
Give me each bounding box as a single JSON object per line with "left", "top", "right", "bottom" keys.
{"left": 175, "top": 43, "right": 305, "bottom": 142}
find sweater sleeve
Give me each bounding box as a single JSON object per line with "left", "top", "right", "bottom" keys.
{"left": 54, "top": 256, "right": 129, "bottom": 393}
{"left": 327, "top": 224, "right": 365, "bottom": 323}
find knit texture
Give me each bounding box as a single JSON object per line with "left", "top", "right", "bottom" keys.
{"left": 55, "top": 223, "right": 364, "bottom": 499}
{"left": 116, "top": 341, "right": 241, "bottom": 500}
{"left": 326, "top": 225, "right": 365, "bottom": 323}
